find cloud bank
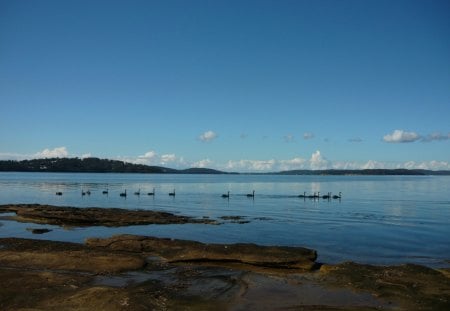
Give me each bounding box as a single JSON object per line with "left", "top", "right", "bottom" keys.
{"left": 0, "top": 146, "right": 448, "bottom": 171}
{"left": 34, "top": 147, "right": 69, "bottom": 158}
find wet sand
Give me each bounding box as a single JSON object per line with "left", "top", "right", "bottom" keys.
{"left": 0, "top": 204, "right": 449, "bottom": 310}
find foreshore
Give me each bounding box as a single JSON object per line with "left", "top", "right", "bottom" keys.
{"left": 0, "top": 204, "right": 449, "bottom": 310}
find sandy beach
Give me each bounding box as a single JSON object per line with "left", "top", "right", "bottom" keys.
{"left": 0, "top": 204, "right": 449, "bottom": 310}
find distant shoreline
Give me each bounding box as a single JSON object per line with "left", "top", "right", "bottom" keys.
{"left": 1, "top": 157, "right": 449, "bottom": 175}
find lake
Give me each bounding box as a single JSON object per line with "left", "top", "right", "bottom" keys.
{"left": 0, "top": 172, "right": 449, "bottom": 268}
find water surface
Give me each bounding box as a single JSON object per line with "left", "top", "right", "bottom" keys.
{"left": 0, "top": 172, "right": 449, "bottom": 267}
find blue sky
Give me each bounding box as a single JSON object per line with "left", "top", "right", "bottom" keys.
{"left": 1, "top": 0, "right": 449, "bottom": 171}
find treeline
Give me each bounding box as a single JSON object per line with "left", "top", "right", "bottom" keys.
{"left": 0, "top": 158, "right": 232, "bottom": 174}
{"left": 0, "top": 157, "right": 227, "bottom": 174}
{"left": 0, "top": 158, "right": 448, "bottom": 175}
{"left": 0, "top": 157, "right": 175, "bottom": 173}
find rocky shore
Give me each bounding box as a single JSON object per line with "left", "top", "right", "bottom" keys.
{"left": 0, "top": 204, "right": 217, "bottom": 226}
{"left": 0, "top": 204, "right": 449, "bottom": 310}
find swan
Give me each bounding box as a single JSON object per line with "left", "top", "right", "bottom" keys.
{"left": 55, "top": 192, "right": 62, "bottom": 196}
{"left": 308, "top": 192, "right": 320, "bottom": 199}
{"left": 120, "top": 190, "right": 127, "bottom": 197}
{"left": 81, "top": 190, "right": 86, "bottom": 196}
{"left": 247, "top": 190, "right": 255, "bottom": 198}
{"left": 102, "top": 188, "right": 108, "bottom": 194}
{"left": 86, "top": 190, "right": 91, "bottom": 195}
{"left": 222, "top": 191, "right": 230, "bottom": 198}
{"left": 332, "top": 192, "right": 342, "bottom": 199}
{"left": 322, "top": 192, "right": 331, "bottom": 199}
{"left": 147, "top": 188, "right": 155, "bottom": 196}
{"left": 134, "top": 189, "right": 140, "bottom": 196}
{"left": 169, "top": 189, "right": 176, "bottom": 196}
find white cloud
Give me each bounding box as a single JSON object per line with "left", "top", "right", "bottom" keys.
{"left": 199, "top": 130, "right": 217, "bottom": 142}
{"left": 401, "top": 160, "right": 450, "bottom": 170}
{"left": 310, "top": 150, "right": 329, "bottom": 170}
{"left": 122, "top": 151, "right": 190, "bottom": 168}
{"left": 303, "top": 132, "right": 315, "bottom": 140}
{"left": 161, "top": 154, "right": 177, "bottom": 164}
{"left": 361, "top": 160, "right": 386, "bottom": 169}
{"left": 132, "top": 151, "right": 158, "bottom": 165}
{"left": 226, "top": 159, "right": 276, "bottom": 172}
{"left": 278, "top": 157, "right": 307, "bottom": 171}
{"left": 192, "top": 158, "right": 212, "bottom": 168}
{"left": 331, "top": 161, "right": 362, "bottom": 170}
{"left": 383, "top": 130, "right": 420, "bottom": 143}
{"left": 81, "top": 153, "right": 92, "bottom": 159}
{"left": 35, "top": 147, "right": 69, "bottom": 158}
{"left": 224, "top": 151, "right": 330, "bottom": 172}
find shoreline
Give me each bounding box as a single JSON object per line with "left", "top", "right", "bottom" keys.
{"left": 1, "top": 235, "right": 449, "bottom": 310}
{"left": 1, "top": 204, "right": 450, "bottom": 309}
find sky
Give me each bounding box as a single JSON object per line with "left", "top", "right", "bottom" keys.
{"left": 0, "top": 0, "right": 449, "bottom": 172}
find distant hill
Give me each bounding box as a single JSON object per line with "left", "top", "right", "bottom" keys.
{"left": 275, "top": 169, "right": 450, "bottom": 176}
{"left": 0, "top": 157, "right": 229, "bottom": 174}
{"left": 0, "top": 158, "right": 448, "bottom": 175}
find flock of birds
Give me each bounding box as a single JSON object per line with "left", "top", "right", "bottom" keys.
{"left": 55, "top": 189, "right": 342, "bottom": 200}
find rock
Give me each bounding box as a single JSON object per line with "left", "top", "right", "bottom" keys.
{"left": 0, "top": 204, "right": 217, "bottom": 227}
{"left": 26, "top": 228, "right": 52, "bottom": 234}
{"left": 0, "top": 237, "right": 145, "bottom": 274}
{"left": 319, "top": 261, "right": 450, "bottom": 309}
{"left": 86, "top": 234, "right": 318, "bottom": 271}
{"left": 0, "top": 237, "right": 449, "bottom": 310}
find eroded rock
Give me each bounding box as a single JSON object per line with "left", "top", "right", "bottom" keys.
{"left": 319, "top": 262, "right": 450, "bottom": 309}
{"left": 0, "top": 237, "right": 449, "bottom": 310}
{"left": 86, "top": 234, "right": 318, "bottom": 271}
{"left": 0, "top": 237, "right": 145, "bottom": 274}
{"left": 0, "top": 204, "right": 217, "bottom": 227}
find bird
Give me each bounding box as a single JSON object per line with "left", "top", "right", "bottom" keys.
{"left": 308, "top": 192, "right": 318, "bottom": 199}
{"left": 298, "top": 192, "right": 306, "bottom": 198}
{"left": 221, "top": 191, "right": 230, "bottom": 198}
{"left": 102, "top": 188, "right": 108, "bottom": 194}
{"left": 332, "top": 192, "right": 342, "bottom": 199}
{"left": 120, "top": 190, "right": 127, "bottom": 197}
{"left": 134, "top": 188, "right": 141, "bottom": 196}
{"left": 55, "top": 192, "right": 63, "bottom": 196}
{"left": 86, "top": 190, "right": 91, "bottom": 195}
{"left": 322, "top": 192, "right": 331, "bottom": 199}
{"left": 247, "top": 190, "right": 255, "bottom": 198}
{"left": 169, "top": 189, "right": 176, "bottom": 196}
{"left": 81, "top": 189, "right": 86, "bottom": 196}
{"left": 147, "top": 188, "right": 155, "bottom": 196}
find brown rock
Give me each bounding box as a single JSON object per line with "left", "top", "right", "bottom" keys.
{"left": 0, "top": 237, "right": 145, "bottom": 274}
{"left": 0, "top": 204, "right": 217, "bottom": 227}
{"left": 86, "top": 234, "right": 318, "bottom": 271}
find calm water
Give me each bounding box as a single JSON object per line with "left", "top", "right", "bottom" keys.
{"left": 0, "top": 172, "right": 449, "bottom": 267}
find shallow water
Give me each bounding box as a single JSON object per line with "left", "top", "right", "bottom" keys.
{"left": 0, "top": 172, "right": 449, "bottom": 267}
